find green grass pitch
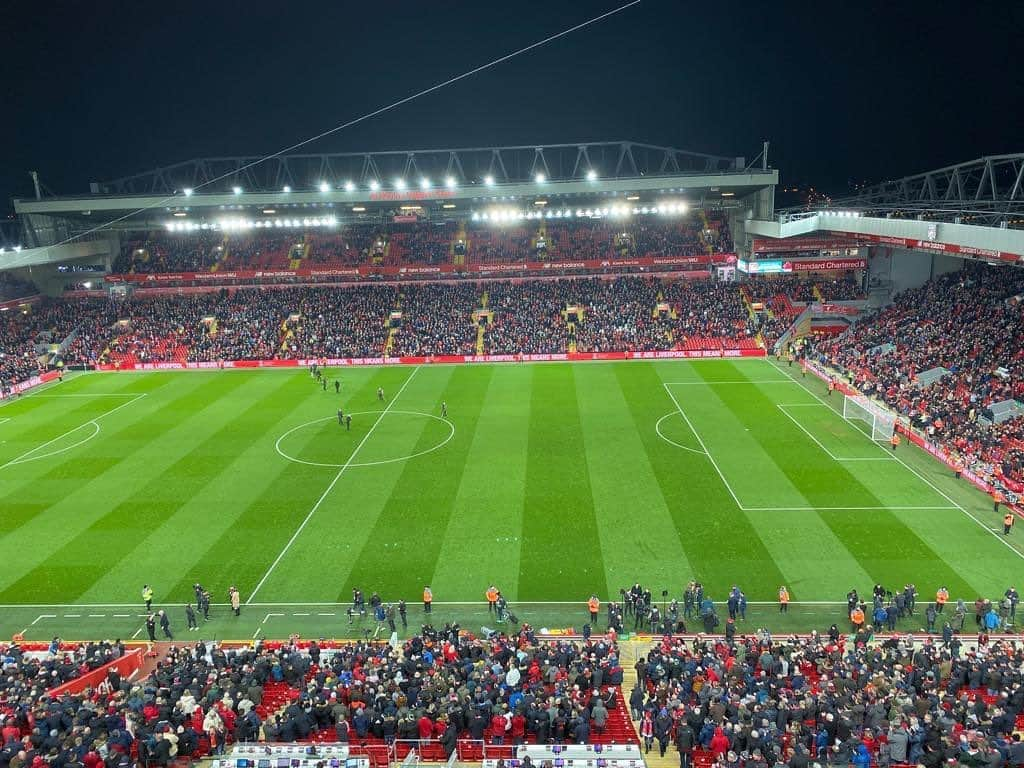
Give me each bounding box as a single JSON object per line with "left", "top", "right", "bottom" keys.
{"left": 0, "top": 358, "right": 1019, "bottom": 641}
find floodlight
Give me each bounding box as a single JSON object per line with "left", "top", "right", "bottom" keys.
{"left": 394, "top": 178, "right": 407, "bottom": 191}
{"left": 183, "top": 187, "right": 194, "bottom": 197}
{"left": 445, "top": 176, "right": 457, "bottom": 189}
{"left": 232, "top": 186, "right": 242, "bottom": 195}
{"left": 369, "top": 180, "right": 380, "bottom": 191}
{"left": 283, "top": 185, "right": 292, "bottom": 193}
{"left": 535, "top": 173, "right": 546, "bottom": 184}
{"left": 319, "top": 182, "right": 330, "bottom": 193}
{"left": 420, "top": 178, "right": 431, "bottom": 190}
{"left": 344, "top": 180, "right": 355, "bottom": 192}
{"left": 586, "top": 169, "right": 597, "bottom": 182}
{"left": 484, "top": 175, "right": 495, "bottom": 187}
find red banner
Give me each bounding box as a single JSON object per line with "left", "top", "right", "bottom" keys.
{"left": 828, "top": 231, "right": 1023, "bottom": 262}
{"left": 104, "top": 254, "right": 733, "bottom": 286}
{"left": 786, "top": 258, "right": 867, "bottom": 271}
{"left": 753, "top": 238, "right": 861, "bottom": 253}
{"left": 94, "top": 347, "right": 765, "bottom": 372}
{"left": 7, "top": 369, "right": 61, "bottom": 396}
{"left": 46, "top": 649, "right": 144, "bottom": 698}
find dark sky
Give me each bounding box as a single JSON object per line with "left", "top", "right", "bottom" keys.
{"left": 2, "top": 0, "right": 1021, "bottom": 213}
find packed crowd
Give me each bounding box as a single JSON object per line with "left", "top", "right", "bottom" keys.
{"left": 807, "top": 264, "right": 1024, "bottom": 490}
{"left": 0, "top": 277, "right": 765, "bottom": 380}
{"left": 388, "top": 284, "right": 478, "bottom": 356}
{"left": 109, "top": 216, "right": 734, "bottom": 275}
{"left": 0, "top": 629, "right": 626, "bottom": 767}
{"left": 742, "top": 275, "right": 866, "bottom": 305}
{"left": 631, "top": 629, "right": 1024, "bottom": 768}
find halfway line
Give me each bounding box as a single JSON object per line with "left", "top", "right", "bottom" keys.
{"left": 247, "top": 366, "right": 421, "bottom": 602}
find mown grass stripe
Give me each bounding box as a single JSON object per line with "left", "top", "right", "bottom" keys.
{"left": 431, "top": 365, "right": 530, "bottom": 601}
{"left": 173, "top": 367, "right": 415, "bottom": 603}
{"left": 574, "top": 364, "right": 694, "bottom": 595}
{"left": 338, "top": 365, "right": 493, "bottom": 601}
{"left": 699, "top": 362, "right": 978, "bottom": 598}
{"left": 519, "top": 364, "right": 608, "bottom": 601}
{"left": 77, "top": 371, "right": 341, "bottom": 604}
{"left": 616, "top": 362, "right": 789, "bottom": 600}
{"left": 0, "top": 373, "right": 276, "bottom": 602}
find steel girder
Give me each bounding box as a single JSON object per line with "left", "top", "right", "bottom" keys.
{"left": 822, "top": 154, "right": 1024, "bottom": 227}
{"left": 96, "top": 142, "right": 740, "bottom": 196}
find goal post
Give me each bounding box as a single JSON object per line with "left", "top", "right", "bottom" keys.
{"left": 842, "top": 393, "right": 897, "bottom": 442}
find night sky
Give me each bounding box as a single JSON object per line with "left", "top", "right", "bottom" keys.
{"left": 2, "top": 0, "right": 1021, "bottom": 213}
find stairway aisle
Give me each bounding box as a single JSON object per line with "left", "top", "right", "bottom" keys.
{"left": 620, "top": 640, "right": 678, "bottom": 768}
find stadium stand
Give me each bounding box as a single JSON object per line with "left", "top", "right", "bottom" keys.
{"left": 0, "top": 277, "right": 766, "bottom": 380}
{"left": 631, "top": 632, "right": 1024, "bottom": 768}
{"left": 807, "top": 263, "right": 1024, "bottom": 491}
{"left": 0, "top": 632, "right": 630, "bottom": 766}
{"left": 110, "top": 216, "right": 733, "bottom": 274}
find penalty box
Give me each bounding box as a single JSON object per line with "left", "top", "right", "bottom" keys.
{"left": 661, "top": 380, "right": 955, "bottom": 513}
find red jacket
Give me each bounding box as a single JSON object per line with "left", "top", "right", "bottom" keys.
{"left": 511, "top": 714, "right": 526, "bottom": 738}
{"left": 710, "top": 727, "right": 729, "bottom": 757}
{"left": 490, "top": 714, "right": 507, "bottom": 738}
{"left": 418, "top": 716, "right": 434, "bottom": 739}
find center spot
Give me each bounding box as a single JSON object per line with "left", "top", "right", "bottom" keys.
{"left": 275, "top": 410, "right": 455, "bottom": 468}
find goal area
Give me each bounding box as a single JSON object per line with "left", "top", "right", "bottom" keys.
{"left": 842, "top": 393, "right": 897, "bottom": 441}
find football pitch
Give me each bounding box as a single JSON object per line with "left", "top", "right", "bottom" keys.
{"left": 0, "top": 358, "right": 1019, "bottom": 642}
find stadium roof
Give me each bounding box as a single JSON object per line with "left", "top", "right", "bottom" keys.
{"left": 12, "top": 142, "right": 776, "bottom": 232}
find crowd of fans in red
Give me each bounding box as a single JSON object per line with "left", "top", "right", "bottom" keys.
{"left": 0, "top": 276, "right": 765, "bottom": 385}
{"left": 0, "top": 630, "right": 627, "bottom": 768}
{"left": 806, "top": 264, "right": 1024, "bottom": 492}
{"left": 110, "top": 216, "right": 732, "bottom": 275}
{"left": 6, "top": 625, "right": 1024, "bottom": 768}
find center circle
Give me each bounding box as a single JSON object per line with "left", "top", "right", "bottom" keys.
{"left": 275, "top": 410, "right": 455, "bottom": 468}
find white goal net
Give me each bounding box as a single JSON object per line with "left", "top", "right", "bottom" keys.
{"left": 843, "top": 393, "right": 897, "bottom": 441}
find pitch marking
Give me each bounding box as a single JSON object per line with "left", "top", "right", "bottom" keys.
{"left": 769, "top": 358, "right": 1024, "bottom": 562}
{"left": 275, "top": 410, "right": 454, "bottom": 468}
{"left": 776, "top": 404, "right": 894, "bottom": 462}
{"left": 0, "top": 394, "right": 145, "bottom": 470}
{"left": 248, "top": 367, "right": 421, "bottom": 603}
{"left": 655, "top": 412, "right": 709, "bottom": 456}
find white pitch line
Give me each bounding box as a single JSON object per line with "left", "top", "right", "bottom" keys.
{"left": 87, "top": 614, "right": 106, "bottom": 618}
{"left": 293, "top": 612, "right": 310, "bottom": 616}
{"left": 745, "top": 505, "right": 958, "bottom": 511}
{"left": 0, "top": 393, "right": 146, "bottom": 470}
{"left": 662, "top": 383, "right": 746, "bottom": 509}
{"left": 0, "top": 418, "right": 10, "bottom": 426}
{"left": 113, "top": 614, "right": 131, "bottom": 618}
{"left": 317, "top": 612, "right": 336, "bottom": 616}
{"left": 252, "top": 628, "right": 262, "bottom": 639}
{"left": 770, "top": 359, "right": 1024, "bottom": 562}
{"left": 262, "top": 613, "right": 285, "bottom": 623}
{"left": 247, "top": 366, "right": 421, "bottom": 603}
{"left": 31, "top": 614, "right": 55, "bottom": 625}
{"left": 663, "top": 380, "right": 795, "bottom": 385}
{"left": 63, "top": 614, "right": 81, "bottom": 618}
{"left": 776, "top": 404, "right": 893, "bottom": 463}
{"left": 131, "top": 626, "right": 144, "bottom": 639}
